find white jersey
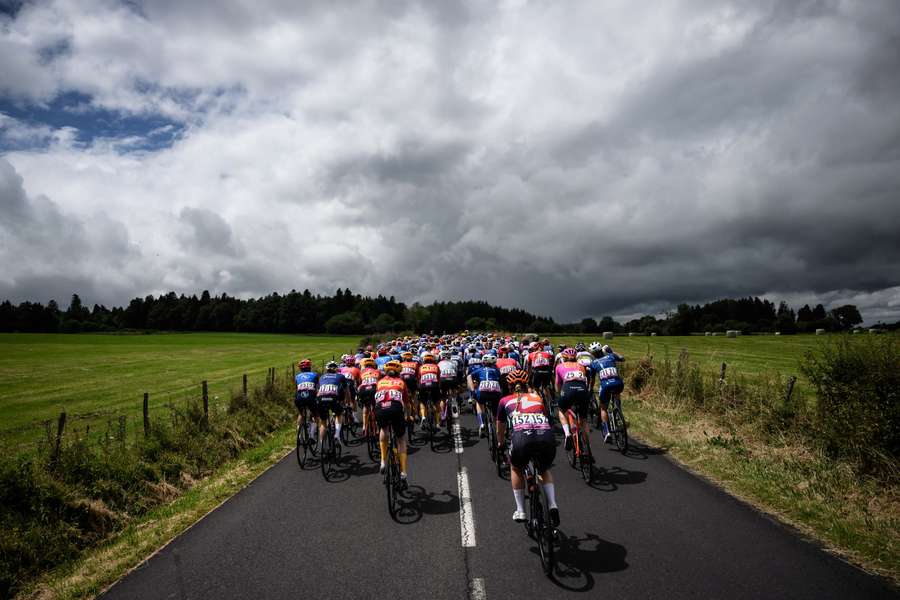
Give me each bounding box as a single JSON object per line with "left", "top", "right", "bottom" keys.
{"left": 438, "top": 359, "right": 457, "bottom": 381}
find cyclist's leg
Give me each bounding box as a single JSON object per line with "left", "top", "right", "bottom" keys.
{"left": 598, "top": 385, "right": 611, "bottom": 437}
{"left": 395, "top": 404, "right": 409, "bottom": 478}
{"left": 508, "top": 433, "right": 528, "bottom": 519}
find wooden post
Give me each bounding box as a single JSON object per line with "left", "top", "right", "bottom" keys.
{"left": 785, "top": 375, "right": 797, "bottom": 403}
{"left": 292, "top": 363, "right": 296, "bottom": 378}
{"left": 719, "top": 362, "right": 727, "bottom": 383}
{"left": 202, "top": 380, "right": 209, "bottom": 420}
{"left": 118, "top": 415, "right": 126, "bottom": 446}
{"left": 143, "top": 392, "right": 150, "bottom": 436}
{"left": 243, "top": 373, "right": 248, "bottom": 400}
{"left": 54, "top": 411, "right": 67, "bottom": 462}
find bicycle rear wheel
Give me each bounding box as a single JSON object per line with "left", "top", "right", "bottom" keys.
{"left": 580, "top": 429, "right": 593, "bottom": 482}
{"left": 565, "top": 412, "right": 577, "bottom": 469}
{"left": 612, "top": 399, "right": 628, "bottom": 452}
{"left": 320, "top": 430, "right": 334, "bottom": 480}
{"left": 538, "top": 480, "right": 556, "bottom": 576}
{"left": 296, "top": 423, "right": 307, "bottom": 468}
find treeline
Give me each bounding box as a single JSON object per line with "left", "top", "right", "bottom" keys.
{"left": 0, "top": 291, "right": 870, "bottom": 335}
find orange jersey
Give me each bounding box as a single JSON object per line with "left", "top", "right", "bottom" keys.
{"left": 340, "top": 366, "right": 360, "bottom": 386}
{"left": 399, "top": 360, "right": 419, "bottom": 381}
{"left": 375, "top": 376, "right": 408, "bottom": 407}
{"left": 418, "top": 363, "right": 440, "bottom": 387}
{"left": 359, "top": 367, "right": 381, "bottom": 390}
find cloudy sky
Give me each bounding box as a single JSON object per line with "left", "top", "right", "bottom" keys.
{"left": 1, "top": 0, "right": 899, "bottom": 324}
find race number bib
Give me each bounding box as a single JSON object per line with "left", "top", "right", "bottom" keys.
{"left": 440, "top": 368, "right": 456, "bottom": 380}
{"left": 420, "top": 373, "right": 438, "bottom": 385}
{"left": 318, "top": 383, "right": 339, "bottom": 397}
{"left": 533, "top": 356, "right": 549, "bottom": 367}
{"left": 361, "top": 376, "right": 379, "bottom": 387}
{"left": 297, "top": 381, "right": 316, "bottom": 391}
{"left": 564, "top": 370, "right": 586, "bottom": 382}
{"left": 375, "top": 389, "right": 403, "bottom": 404}
{"left": 598, "top": 367, "right": 618, "bottom": 380}
{"left": 511, "top": 412, "right": 548, "bottom": 428}
{"left": 479, "top": 380, "right": 501, "bottom": 393}
{"left": 499, "top": 365, "right": 516, "bottom": 375}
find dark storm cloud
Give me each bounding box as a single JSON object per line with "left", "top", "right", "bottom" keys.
{"left": 1, "top": 0, "right": 899, "bottom": 323}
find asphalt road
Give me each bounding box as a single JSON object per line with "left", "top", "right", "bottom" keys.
{"left": 101, "top": 405, "right": 897, "bottom": 600}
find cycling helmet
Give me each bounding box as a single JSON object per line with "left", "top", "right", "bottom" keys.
{"left": 506, "top": 369, "right": 529, "bottom": 389}
{"left": 360, "top": 357, "right": 376, "bottom": 369}
{"left": 325, "top": 360, "right": 339, "bottom": 372}
{"left": 575, "top": 342, "right": 585, "bottom": 351}
{"left": 401, "top": 351, "right": 413, "bottom": 360}
{"left": 602, "top": 345, "right": 613, "bottom": 355}
{"left": 562, "top": 348, "right": 577, "bottom": 361}
{"left": 482, "top": 354, "right": 497, "bottom": 366}
{"left": 384, "top": 360, "right": 401, "bottom": 376}
{"left": 558, "top": 343, "right": 567, "bottom": 351}
{"left": 298, "top": 359, "right": 312, "bottom": 371}
{"left": 588, "top": 341, "right": 602, "bottom": 352}
{"left": 542, "top": 338, "right": 550, "bottom": 346}
{"left": 422, "top": 353, "right": 436, "bottom": 363}
{"left": 342, "top": 354, "right": 354, "bottom": 366}
{"left": 440, "top": 350, "right": 451, "bottom": 359}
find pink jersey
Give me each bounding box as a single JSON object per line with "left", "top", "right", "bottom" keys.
{"left": 497, "top": 392, "right": 551, "bottom": 433}
{"left": 555, "top": 361, "right": 587, "bottom": 389}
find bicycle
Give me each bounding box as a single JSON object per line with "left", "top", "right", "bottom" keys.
{"left": 383, "top": 424, "right": 404, "bottom": 520}
{"left": 295, "top": 406, "right": 316, "bottom": 468}
{"left": 523, "top": 456, "right": 556, "bottom": 576}
{"left": 564, "top": 408, "right": 594, "bottom": 482}
{"left": 340, "top": 401, "right": 359, "bottom": 445}
{"left": 607, "top": 393, "right": 628, "bottom": 453}
{"left": 363, "top": 406, "right": 380, "bottom": 462}
{"left": 319, "top": 406, "right": 342, "bottom": 480}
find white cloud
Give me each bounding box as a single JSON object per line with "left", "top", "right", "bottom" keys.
{"left": 1, "top": 0, "right": 899, "bottom": 322}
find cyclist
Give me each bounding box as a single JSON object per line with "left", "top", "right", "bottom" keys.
{"left": 437, "top": 350, "right": 458, "bottom": 428}
{"left": 575, "top": 344, "right": 595, "bottom": 390}
{"left": 592, "top": 344, "right": 625, "bottom": 443}
{"left": 555, "top": 348, "right": 590, "bottom": 450}
{"left": 528, "top": 343, "right": 555, "bottom": 402}
{"left": 496, "top": 369, "right": 559, "bottom": 525}
{"left": 469, "top": 353, "right": 503, "bottom": 437}
{"left": 294, "top": 359, "right": 319, "bottom": 442}
{"left": 358, "top": 357, "right": 381, "bottom": 437}
{"left": 339, "top": 354, "right": 361, "bottom": 424}
{"left": 375, "top": 360, "right": 411, "bottom": 487}
{"left": 375, "top": 346, "right": 391, "bottom": 372}
{"left": 399, "top": 351, "right": 420, "bottom": 429}
{"left": 496, "top": 348, "right": 520, "bottom": 392}
{"left": 418, "top": 352, "right": 442, "bottom": 427}
{"left": 316, "top": 360, "right": 350, "bottom": 448}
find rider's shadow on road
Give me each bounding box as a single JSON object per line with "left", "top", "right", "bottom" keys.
{"left": 589, "top": 465, "right": 647, "bottom": 492}
{"left": 393, "top": 486, "right": 459, "bottom": 525}
{"left": 546, "top": 531, "right": 628, "bottom": 592}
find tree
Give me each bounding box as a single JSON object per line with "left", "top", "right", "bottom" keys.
{"left": 812, "top": 304, "right": 827, "bottom": 321}
{"left": 465, "top": 316, "right": 486, "bottom": 331}
{"left": 579, "top": 317, "right": 598, "bottom": 333}
{"left": 66, "top": 294, "right": 89, "bottom": 322}
{"left": 324, "top": 311, "right": 365, "bottom": 334}
{"left": 831, "top": 305, "right": 862, "bottom": 330}
{"left": 776, "top": 301, "right": 797, "bottom": 334}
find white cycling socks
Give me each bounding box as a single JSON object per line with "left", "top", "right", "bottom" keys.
{"left": 477, "top": 412, "right": 484, "bottom": 427}
{"left": 562, "top": 423, "right": 571, "bottom": 437}
{"left": 335, "top": 423, "right": 342, "bottom": 439}
{"left": 513, "top": 488, "right": 526, "bottom": 513}
{"left": 543, "top": 483, "right": 558, "bottom": 509}
{"left": 308, "top": 422, "right": 316, "bottom": 438}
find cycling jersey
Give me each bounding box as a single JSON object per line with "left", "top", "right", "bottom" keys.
{"left": 470, "top": 365, "right": 503, "bottom": 401}
{"left": 294, "top": 371, "right": 319, "bottom": 410}
{"left": 576, "top": 351, "right": 594, "bottom": 370}
{"left": 497, "top": 392, "right": 552, "bottom": 434}
{"left": 438, "top": 359, "right": 457, "bottom": 381}
{"left": 358, "top": 367, "right": 381, "bottom": 391}
{"left": 466, "top": 355, "right": 483, "bottom": 376}
{"left": 529, "top": 351, "right": 553, "bottom": 372}
{"left": 375, "top": 376, "right": 409, "bottom": 408}
{"left": 555, "top": 361, "right": 588, "bottom": 390}
{"left": 316, "top": 372, "right": 348, "bottom": 400}
{"left": 418, "top": 363, "right": 441, "bottom": 388}
{"left": 375, "top": 355, "right": 391, "bottom": 373}
{"left": 339, "top": 365, "right": 361, "bottom": 389}
{"left": 399, "top": 360, "right": 419, "bottom": 391}
{"left": 591, "top": 354, "right": 624, "bottom": 386}
{"left": 496, "top": 357, "right": 519, "bottom": 377}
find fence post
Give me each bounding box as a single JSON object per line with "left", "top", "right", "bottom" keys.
{"left": 53, "top": 411, "right": 67, "bottom": 463}
{"left": 785, "top": 375, "right": 797, "bottom": 403}
{"left": 118, "top": 415, "right": 126, "bottom": 447}
{"left": 719, "top": 362, "right": 727, "bottom": 384}
{"left": 202, "top": 380, "right": 209, "bottom": 420}
{"left": 143, "top": 392, "right": 150, "bottom": 436}
{"left": 243, "top": 374, "right": 248, "bottom": 401}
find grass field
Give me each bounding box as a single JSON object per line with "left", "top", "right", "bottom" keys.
{"left": 0, "top": 331, "right": 828, "bottom": 434}
{"left": 0, "top": 333, "right": 361, "bottom": 438}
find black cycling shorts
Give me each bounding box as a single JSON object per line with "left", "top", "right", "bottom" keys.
{"left": 476, "top": 391, "right": 501, "bottom": 418}
{"left": 598, "top": 380, "right": 625, "bottom": 406}
{"left": 530, "top": 370, "right": 552, "bottom": 390}
{"left": 294, "top": 391, "right": 315, "bottom": 412}
{"left": 557, "top": 383, "right": 589, "bottom": 418}
{"left": 357, "top": 387, "right": 376, "bottom": 408}
{"left": 440, "top": 379, "right": 456, "bottom": 394}
{"left": 510, "top": 430, "right": 556, "bottom": 472}
{"left": 401, "top": 377, "right": 418, "bottom": 395}
{"left": 375, "top": 400, "right": 406, "bottom": 439}
{"left": 315, "top": 398, "right": 340, "bottom": 421}
{"left": 419, "top": 385, "right": 441, "bottom": 406}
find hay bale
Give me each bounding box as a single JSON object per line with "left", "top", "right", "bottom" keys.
{"left": 815, "top": 328, "right": 826, "bottom": 335}
{"left": 726, "top": 330, "right": 738, "bottom": 338}
{"left": 868, "top": 328, "right": 883, "bottom": 334}
{"left": 704, "top": 332, "right": 711, "bottom": 336}
{"left": 774, "top": 331, "right": 781, "bottom": 336}
{"left": 603, "top": 331, "right": 614, "bottom": 340}
{"left": 650, "top": 332, "right": 658, "bottom": 337}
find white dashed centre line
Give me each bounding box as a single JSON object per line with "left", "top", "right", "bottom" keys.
{"left": 457, "top": 466, "right": 476, "bottom": 547}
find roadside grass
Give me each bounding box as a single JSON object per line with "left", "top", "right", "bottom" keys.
{"left": 622, "top": 362, "right": 900, "bottom": 584}
{"left": 18, "top": 426, "right": 295, "bottom": 600}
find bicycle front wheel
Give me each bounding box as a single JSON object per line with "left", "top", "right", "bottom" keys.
{"left": 320, "top": 434, "right": 334, "bottom": 480}
{"left": 580, "top": 430, "right": 593, "bottom": 482}
{"left": 538, "top": 482, "right": 556, "bottom": 576}
{"left": 296, "top": 424, "right": 307, "bottom": 468}
{"left": 612, "top": 402, "right": 628, "bottom": 452}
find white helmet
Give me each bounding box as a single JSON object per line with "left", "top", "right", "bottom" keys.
{"left": 482, "top": 354, "right": 497, "bottom": 366}
{"left": 588, "top": 342, "right": 602, "bottom": 352}
{"left": 602, "top": 344, "right": 612, "bottom": 355}
{"left": 440, "top": 350, "right": 451, "bottom": 359}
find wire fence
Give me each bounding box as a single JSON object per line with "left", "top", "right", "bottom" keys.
{"left": 0, "top": 364, "right": 299, "bottom": 457}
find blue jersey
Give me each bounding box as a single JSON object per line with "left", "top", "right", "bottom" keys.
{"left": 375, "top": 355, "right": 391, "bottom": 373}
{"left": 295, "top": 371, "right": 319, "bottom": 399}
{"left": 591, "top": 355, "right": 623, "bottom": 387}
{"left": 466, "top": 355, "right": 483, "bottom": 376}
{"left": 508, "top": 350, "right": 520, "bottom": 363}
{"left": 317, "top": 372, "right": 347, "bottom": 400}
{"left": 470, "top": 366, "right": 503, "bottom": 399}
